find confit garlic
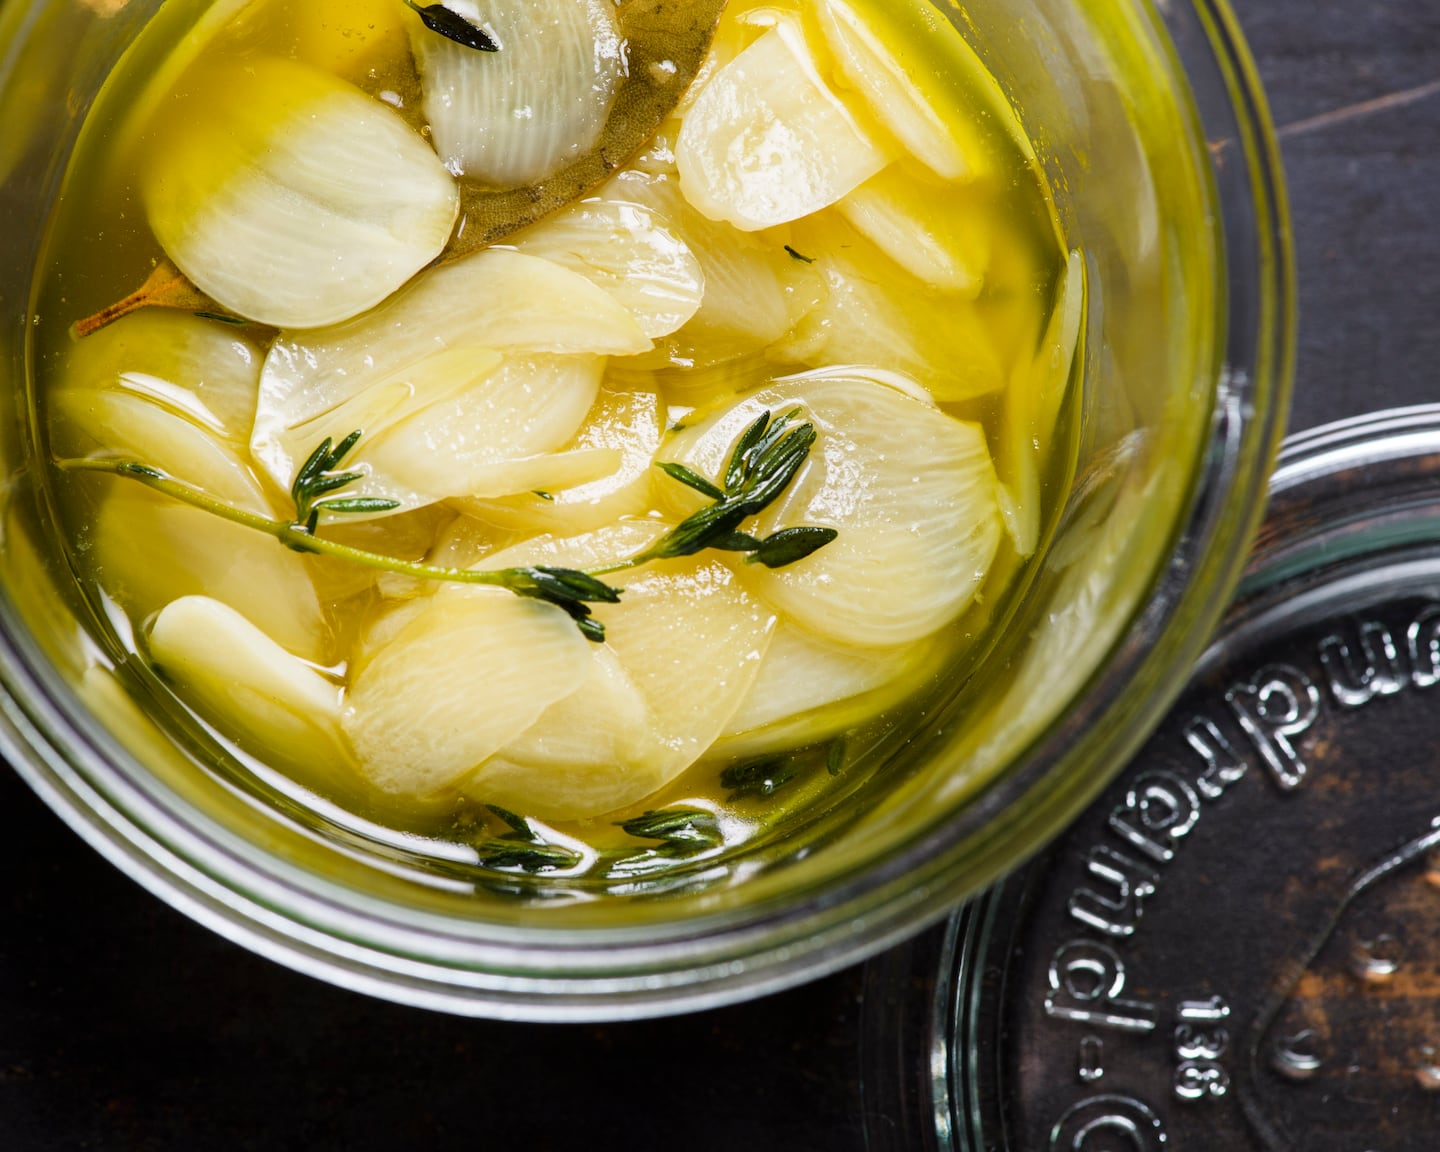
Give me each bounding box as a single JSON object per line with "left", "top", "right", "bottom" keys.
{"left": 45, "top": 0, "right": 1072, "bottom": 839}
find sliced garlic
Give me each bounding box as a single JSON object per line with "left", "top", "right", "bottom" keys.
{"left": 837, "top": 165, "right": 992, "bottom": 295}
{"left": 93, "top": 485, "right": 329, "bottom": 662}
{"left": 715, "top": 623, "right": 943, "bottom": 759}
{"left": 508, "top": 199, "right": 704, "bottom": 339}
{"left": 467, "top": 525, "right": 777, "bottom": 816}
{"left": 676, "top": 18, "right": 888, "bottom": 230}
{"left": 54, "top": 391, "right": 272, "bottom": 515}
{"left": 342, "top": 590, "right": 592, "bottom": 796}
{"left": 55, "top": 310, "right": 264, "bottom": 447}
{"left": 603, "top": 170, "right": 824, "bottom": 365}
{"left": 358, "top": 354, "right": 607, "bottom": 504}
{"left": 148, "top": 595, "right": 351, "bottom": 776}
{"left": 140, "top": 56, "right": 458, "bottom": 328}
{"left": 472, "top": 647, "right": 659, "bottom": 820}
{"left": 812, "top": 0, "right": 989, "bottom": 181}
{"left": 253, "top": 248, "right": 649, "bottom": 506}
{"left": 457, "top": 379, "right": 663, "bottom": 535}
{"left": 783, "top": 213, "right": 1005, "bottom": 400}
{"left": 659, "top": 367, "right": 1002, "bottom": 646}
{"left": 413, "top": 0, "right": 624, "bottom": 186}
{"left": 996, "top": 248, "right": 1085, "bottom": 556}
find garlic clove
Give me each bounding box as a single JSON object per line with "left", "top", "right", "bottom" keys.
{"left": 413, "top": 0, "right": 624, "bottom": 186}
{"left": 660, "top": 367, "right": 1003, "bottom": 646}
{"left": 342, "top": 590, "right": 592, "bottom": 796}
{"left": 676, "top": 18, "right": 888, "bottom": 230}
{"left": 93, "top": 485, "right": 329, "bottom": 662}
{"left": 456, "top": 378, "right": 664, "bottom": 536}
{"left": 140, "top": 56, "right": 458, "bottom": 329}
{"left": 509, "top": 199, "right": 705, "bottom": 339}
{"left": 837, "top": 164, "right": 992, "bottom": 295}
{"left": 148, "top": 595, "right": 351, "bottom": 778}
{"left": 56, "top": 310, "right": 264, "bottom": 447}
{"left": 812, "top": 0, "right": 989, "bottom": 182}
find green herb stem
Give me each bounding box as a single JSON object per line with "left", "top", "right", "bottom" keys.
{"left": 55, "top": 407, "right": 839, "bottom": 643}
{"left": 55, "top": 456, "right": 596, "bottom": 595}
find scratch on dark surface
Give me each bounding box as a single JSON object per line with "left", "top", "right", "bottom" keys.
{"left": 1276, "top": 77, "right": 1440, "bottom": 139}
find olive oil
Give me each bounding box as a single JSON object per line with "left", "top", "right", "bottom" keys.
{"left": 33, "top": 0, "right": 1076, "bottom": 884}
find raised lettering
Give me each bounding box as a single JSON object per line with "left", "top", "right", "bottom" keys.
{"left": 1320, "top": 620, "right": 1403, "bottom": 707}
{"left": 1185, "top": 716, "right": 1248, "bottom": 800}
{"left": 1048, "top": 1095, "right": 1167, "bottom": 1151}
{"left": 1409, "top": 604, "right": 1440, "bottom": 688}
{"left": 1069, "top": 847, "right": 1158, "bottom": 937}
{"left": 1225, "top": 664, "right": 1320, "bottom": 791}
{"left": 1108, "top": 771, "right": 1201, "bottom": 863}
{"left": 1045, "top": 939, "right": 1159, "bottom": 1033}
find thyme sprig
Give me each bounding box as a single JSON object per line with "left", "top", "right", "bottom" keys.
{"left": 58, "top": 445, "right": 620, "bottom": 640}
{"left": 636, "top": 408, "right": 838, "bottom": 570}
{"left": 290, "top": 431, "right": 401, "bottom": 534}
{"left": 473, "top": 805, "right": 581, "bottom": 872}
{"left": 404, "top": 1, "right": 500, "bottom": 52}
{"left": 55, "top": 407, "right": 838, "bottom": 642}
{"left": 617, "top": 807, "right": 723, "bottom": 856}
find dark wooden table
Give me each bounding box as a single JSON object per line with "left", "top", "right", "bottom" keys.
{"left": 4, "top": 2, "right": 1439, "bottom": 1148}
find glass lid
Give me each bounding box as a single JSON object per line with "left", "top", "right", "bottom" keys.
{"left": 862, "top": 406, "right": 1440, "bottom": 1151}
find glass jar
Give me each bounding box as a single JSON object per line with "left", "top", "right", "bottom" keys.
{"left": 0, "top": 0, "right": 1292, "bottom": 1019}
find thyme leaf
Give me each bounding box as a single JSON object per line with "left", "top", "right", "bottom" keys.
{"left": 288, "top": 430, "right": 400, "bottom": 534}
{"left": 745, "top": 525, "right": 839, "bottom": 569}
{"left": 618, "top": 807, "right": 723, "bottom": 849}
{"left": 192, "top": 310, "right": 247, "bottom": 326}
{"left": 644, "top": 407, "right": 835, "bottom": 570}
{"left": 473, "top": 804, "right": 581, "bottom": 872}
{"left": 474, "top": 841, "right": 580, "bottom": 872}
{"left": 706, "top": 530, "right": 765, "bottom": 553}
{"left": 404, "top": 1, "right": 500, "bottom": 52}
{"left": 485, "top": 804, "right": 533, "bottom": 838}
{"left": 654, "top": 461, "right": 725, "bottom": 501}
{"left": 721, "top": 755, "right": 799, "bottom": 801}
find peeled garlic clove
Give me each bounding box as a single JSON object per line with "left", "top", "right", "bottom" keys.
{"left": 254, "top": 248, "right": 649, "bottom": 502}
{"left": 509, "top": 199, "right": 704, "bottom": 339}
{"left": 474, "top": 527, "right": 777, "bottom": 813}
{"left": 837, "top": 165, "right": 992, "bottom": 295}
{"left": 813, "top": 0, "right": 989, "bottom": 182}
{"left": 602, "top": 556, "right": 776, "bottom": 776}
{"left": 148, "top": 595, "right": 351, "bottom": 776}
{"left": 56, "top": 310, "right": 263, "bottom": 447}
{"left": 93, "top": 486, "right": 329, "bottom": 662}
{"left": 52, "top": 390, "right": 271, "bottom": 515}
{"left": 473, "top": 647, "right": 660, "bottom": 820}
{"left": 414, "top": 0, "right": 623, "bottom": 186}
{"left": 996, "top": 248, "right": 1084, "bottom": 557}
{"left": 342, "top": 591, "right": 591, "bottom": 796}
{"left": 716, "top": 624, "right": 943, "bottom": 759}
{"left": 360, "top": 354, "right": 606, "bottom": 504}
{"left": 676, "top": 19, "right": 888, "bottom": 230}
{"left": 784, "top": 213, "right": 1005, "bottom": 400}
{"left": 604, "top": 170, "right": 824, "bottom": 363}
{"left": 140, "top": 56, "right": 458, "bottom": 329}
{"left": 722, "top": 622, "right": 930, "bottom": 736}
{"left": 661, "top": 368, "right": 1002, "bottom": 646}
{"left": 458, "top": 379, "right": 663, "bottom": 535}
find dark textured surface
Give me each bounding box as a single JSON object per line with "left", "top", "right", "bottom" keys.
{"left": 3, "top": 3, "right": 1439, "bottom": 1149}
